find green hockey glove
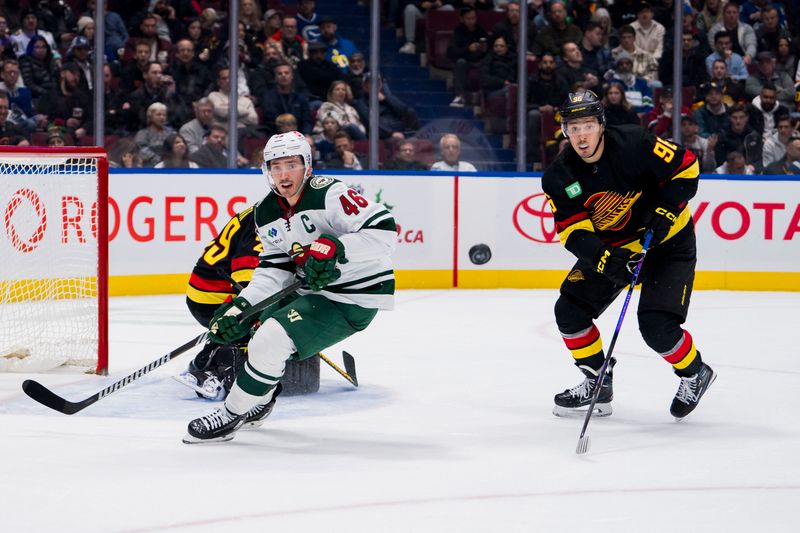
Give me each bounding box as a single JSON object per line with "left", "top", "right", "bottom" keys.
{"left": 595, "top": 247, "right": 643, "bottom": 286}
{"left": 642, "top": 205, "right": 679, "bottom": 247}
{"left": 208, "top": 296, "right": 253, "bottom": 344}
{"left": 304, "top": 234, "right": 348, "bottom": 291}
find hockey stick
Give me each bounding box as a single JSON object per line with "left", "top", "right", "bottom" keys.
{"left": 575, "top": 232, "right": 653, "bottom": 455}
{"left": 21, "top": 280, "right": 304, "bottom": 415}
{"left": 216, "top": 268, "right": 359, "bottom": 387}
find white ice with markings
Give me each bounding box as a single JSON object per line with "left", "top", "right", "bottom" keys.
{"left": 1, "top": 289, "right": 798, "bottom": 532}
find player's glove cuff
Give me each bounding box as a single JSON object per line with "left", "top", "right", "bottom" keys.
{"left": 642, "top": 205, "right": 679, "bottom": 247}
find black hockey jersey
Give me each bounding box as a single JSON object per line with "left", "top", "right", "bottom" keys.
{"left": 542, "top": 124, "right": 699, "bottom": 263}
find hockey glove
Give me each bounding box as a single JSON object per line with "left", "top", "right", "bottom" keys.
{"left": 208, "top": 296, "right": 253, "bottom": 344}
{"left": 595, "top": 247, "right": 643, "bottom": 286}
{"left": 642, "top": 205, "right": 679, "bottom": 247}
{"left": 304, "top": 234, "right": 348, "bottom": 291}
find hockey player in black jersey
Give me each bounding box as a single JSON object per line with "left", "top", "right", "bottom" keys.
{"left": 542, "top": 90, "right": 716, "bottom": 421}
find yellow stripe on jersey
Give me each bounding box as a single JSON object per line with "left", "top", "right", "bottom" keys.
{"left": 671, "top": 158, "right": 700, "bottom": 181}
{"left": 186, "top": 285, "right": 233, "bottom": 305}
{"left": 231, "top": 269, "right": 255, "bottom": 284}
{"left": 558, "top": 219, "right": 595, "bottom": 246}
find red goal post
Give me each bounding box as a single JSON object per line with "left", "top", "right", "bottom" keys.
{"left": 0, "top": 146, "right": 108, "bottom": 374}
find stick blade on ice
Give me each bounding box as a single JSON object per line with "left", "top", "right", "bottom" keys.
{"left": 342, "top": 351, "right": 358, "bottom": 387}
{"left": 22, "top": 379, "right": 80, "bottom": 415}
{"left": 575, "top": 436, "right": 591, "bottom": 455}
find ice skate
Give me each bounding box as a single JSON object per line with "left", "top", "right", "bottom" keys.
{"left": 553, "top": 358, "right": 615, "bottom": 417}
{"left": 670, "top": 363, "right": 716, "bottom": 420}
{"left": 183, "top": 406, "right": 245, "bottom": 444}
{"left": 242, "top": 383, "right": 283, "bottom": 429}
{"left": 173, "top": 369, "right": 226, "bottom": 400}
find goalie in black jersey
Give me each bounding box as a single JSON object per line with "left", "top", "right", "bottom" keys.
{"left": 542, "top": 90, "right": 716, "bottom": 421}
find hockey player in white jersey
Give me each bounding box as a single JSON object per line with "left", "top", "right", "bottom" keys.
{"left": 183, "top": 131, "right": 396, "bottom": 444}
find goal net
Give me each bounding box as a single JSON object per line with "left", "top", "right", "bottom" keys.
{"left": 0, "top": 147, "right": 108, "bottom": 374}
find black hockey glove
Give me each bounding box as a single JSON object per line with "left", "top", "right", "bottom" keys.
{"left": 304, "top": 234, "right": 348, "bottom": 291}
{"left": 208, "top": 296, "right": 253, "bottom": 344}
{"left": 595, "top": 247, "right": 643, "bottom": 286}
{"left": 642, "top": 205, "right": 679, "bottom": 247}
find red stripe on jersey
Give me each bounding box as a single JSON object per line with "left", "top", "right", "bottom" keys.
{"left": 231, "top": 256, "right": 259, "bottom": 271}
{"left": 664, "top": 330, "right": 693, "bottom": 364}
{"left": 563, "top": 325, "right": 600, "bottom": 350}
{"left": 556, "top": 211, "right": 589, "bottom": 233}
{"left": 189, "top": 273, "right": 232, "bottom": 292}
{"left": 660, "top": 150, "right": 697, "bottom": 185}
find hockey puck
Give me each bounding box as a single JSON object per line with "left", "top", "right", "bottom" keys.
{"left": 468, "top": 244, "right": 492, "bottom": 265}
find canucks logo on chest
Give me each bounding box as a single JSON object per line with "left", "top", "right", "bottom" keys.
{"left": 583, "top": 190, "right": 642, "bottom": 231}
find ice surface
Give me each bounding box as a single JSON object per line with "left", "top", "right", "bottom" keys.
{"left": 1, "top": 289, "right": 798, "bottom": 532}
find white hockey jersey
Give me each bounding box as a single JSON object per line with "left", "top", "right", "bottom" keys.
{"left": 238, "top": 176, "right": 397, "bottom": 310}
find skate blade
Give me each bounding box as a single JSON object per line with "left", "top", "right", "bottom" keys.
{"left": 182, "top": 432, "right": 236, "bottom": 445}
{"left": 553, "top": 403, "right": 612, "bottom": 418}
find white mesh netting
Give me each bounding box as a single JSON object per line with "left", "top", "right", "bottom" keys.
{"left": 0, "top": 155, "right": 103, "bottom": 372}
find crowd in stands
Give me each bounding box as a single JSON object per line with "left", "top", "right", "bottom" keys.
{"left": 0, "top": 0, "right": 798, "bottom": 175}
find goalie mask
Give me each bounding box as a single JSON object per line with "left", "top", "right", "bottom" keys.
{"left": 262, "top": 131, "right": 313, "bottom": 196}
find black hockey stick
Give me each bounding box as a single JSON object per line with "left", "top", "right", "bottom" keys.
{"left": 22, "top": 280, "right": 304, "bottom": 415}
{"left": 216, "top": 268, "right": 359, "bottom": 387}
{"left": 576, "top": 232, "right": 654, "bottom": 455}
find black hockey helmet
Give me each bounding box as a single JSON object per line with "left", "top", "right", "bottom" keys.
{"left": 559, "top": 90, "right": 605, "bottom": 137}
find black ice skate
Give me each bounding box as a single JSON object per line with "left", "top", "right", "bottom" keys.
{"left": 553, "top": 358, "right": 616, "bottom": 417}
{"left": 242, "top": 383, "right": 283, "bottom": 429}
{"left": 670, "top": 363, "right": 716, "bottom": 420}
{"left": 183, "top": 406, "right": 245, "bottom": 444}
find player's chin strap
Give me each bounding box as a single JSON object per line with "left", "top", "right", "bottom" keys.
{"left": 587, "top": 128, "right": 605, "bottom": 159}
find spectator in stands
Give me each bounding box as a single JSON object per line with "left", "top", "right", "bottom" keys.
{"left": 399, "top": 1, "right": 455, "bottom": 55}
{"left": 748, "top": 83, "right": 790, "bottom": 137}
{"left": 533, "top": 1, "right": 581, "bottom": 58}
{"left": 612, "top": 25, "right": 659, "bottom": 84}
{"left": 319, "top": 17, "right": 358, "bottom": 73}
{"left": 190, "top": 124, "right": 248, "bottom": 168}
{"left": 103, "top": 64, "right": 131, "bottom": 136}
{"left": 0, "top": 15, "right": 15, "bottom": 63}
{"left": 715, "top": 103, "right": 762, "bottom": 169}
{"left": 606, "top": 51, "right": 653, "bottom": 115}
{"left": 745, "top": 51, "right": 794, "bottom": 107}
{"left": 580, "top": 22, "right": 613, "bottom": 80}
{"left": 135, "top": 102, "right": 174, "bottom": 167}
{"left": 609, "top": 0, "right": 640, "bottom": 28}
{"left": 775, "top": 37, "right": 796, "bottom": 81}
{"left": 93, "top": 0, "right": 128, "bottom": 60}
{"left": 555, "top": 42, "right": 598, "bottom": 93}
{"left": 480, "top": 36, "right": 517, "bottom": 98}
{"left": 313, "top": 114, "right": 340, "bottom": 160}
{"left": 261, "top": 62, "right": 313, "bottom": 135}
{"left": 763, "top": 132, "right": 800, "bottom": 174}
{"left": 169, "top": 39, "right": 210, "bottom": 110}
{"left": 155, "top": 133, "right": 199, "bottom": 168}
{"left": 10, "top": 8, "right": 58, "bottom": 59}
{"left": 694, "top": 81, "right": 730, "bottom": 138}
{"left": 38, "top": 62, "right": 91, "bottom": 140}
{"left": 706, "top": 30, "right": 749, "bottom": 81}
{"left": 603, "top": 81, "right": 641, "bottom": 126}
{"left": 679, "top": 115, "right": 719, "bottom": 173}
{"left": 262, "top": 9, "right": 283, "bottom": 39}
{"left": 183, "top": 18, "right": 213, "bottom": 65}
{"left": 696, "top": 0, "right": 724, "bottom": 39}
{"left": 660, "top": 29, "right": 710, "bottom": 88}
{"left": 431, "top": 133, "right": 477, "bottom": 171}
{"left": 645, "top": 87, "right": 692, "bottom": 136}
{"left": 275, "top": 113, "right": 298, "bottom": 134}
{"left": 109, "top": 139, "right": 143, "bottom": 168}
{"left": 709, "top": 58, "right": 746, "bottom": 105}
{"left": 447, "top": 7, "right": 490, "bottom": 108}
{"left": 631, "top": 1, "right": 665, "bottom": 62}
{"left": 708, "top": 2, "right": 756, "bottom": 65}
{"left": 207, "top": 67, "right": 259, "bottom": 134}
{"left": 0, "top": 92, "right": 28, "bottom": 145}
{"left": 248, "top": 41, "right": 285, "bottom": 96}
{"left": 121, "top": 41, "right": 154, "bottom": 93}
{"left": 325, "top": 130, "right": 365, "bottom": 169}
{"left": 297, "top": 0, "right": 322, "bottom": 44}
{"left": 129, "top": 61, "right": 186, "bottom": 130}
{"left": 239, "top": 0, "right": 262, "bottom": 38}
{"left": 353, "top": 72, "right": 419, "bottom": 140}
{"left": 66, "top": 36, "right": 93, "bottom": 90}
{"left": 272, "top": 16, "right": 306, "bottom": 68}
{"left": 384, "top": 140, "right": 429, "bottom": 170}
{"left": 716, "top": 150, "right": 756, "bottom": 174}
{"left": 298, "top": 41, "right": 342, "bottom": 102}
{"left": 754, "top": 5, "right": 788, "bottom": 55}
{"left": 179, "top": 97, "right": 214, "bottom": 154}
{"left": 47, "top": 127, "right": 65, "bottom": 146}
{"left": 150, "top": 0, "right": 181, "bottom": 43}
{"left": 122, "top": 14, "right": 173, "bottom": 65}
{"left": 314, "top": 80, "right": 366, "bottom": 139}
{"left": 762, "top": 114, "right": 795, "bottom": 167}
{"left": 527, "top": 52, "right": 568, "bottom": 167}
{"left": 345, "top": 52, "right": 369, "bottom": 100}
{"left": 1, "top": 59, "right": 46, "bottom": 133}
{"left": 741, "top": 0, "right": 786, "bottom": 29}
{"left": 19, "top": 36, "right": 59, "bottom": 105}
{"left": 492, "top": 1, "right": 535, "bottom": 57}
{"left": 590, "top": 8, "right": 617, "bottom": 49}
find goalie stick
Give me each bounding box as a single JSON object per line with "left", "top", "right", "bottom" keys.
{"left": 22, "top": 280, "right": 304, "bottom": 415}
{"left": 575, "top": 231, "right": 653, "bottom": 455}
{"left": 216, "top": 268, "right": 359, "bottom": 387}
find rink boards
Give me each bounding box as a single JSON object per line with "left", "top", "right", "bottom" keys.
{"left": 5, "top": 168, "right": 795, "bottom": 294}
